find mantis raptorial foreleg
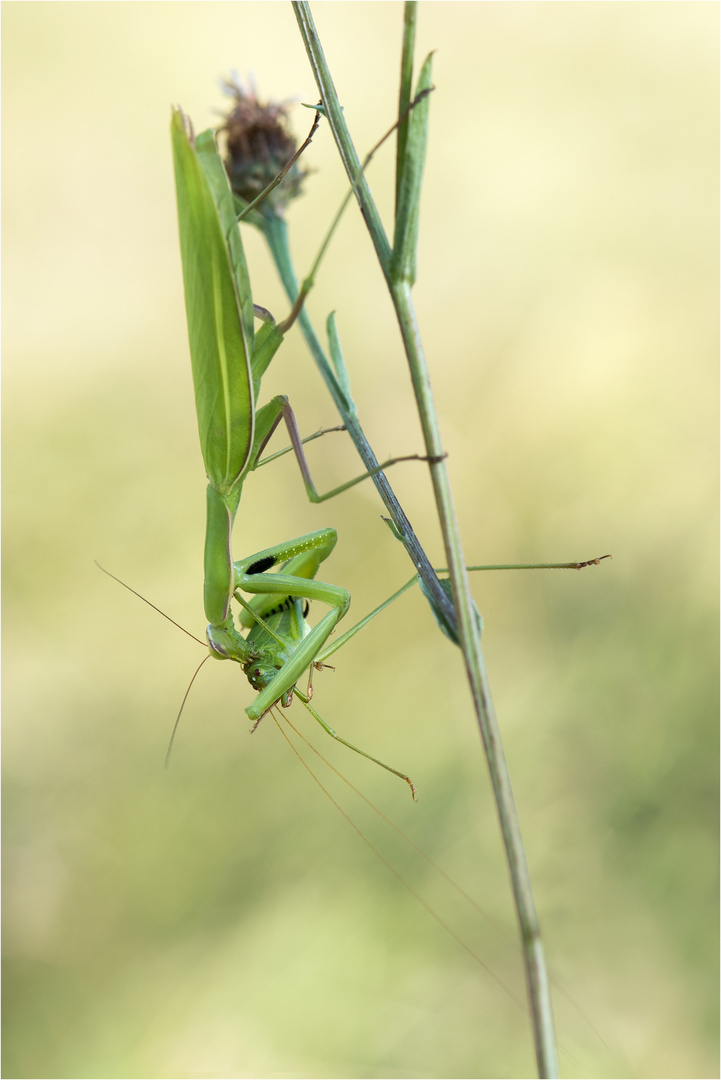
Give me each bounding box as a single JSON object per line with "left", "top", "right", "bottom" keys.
{"left": 228, "top": 529, "right": 349, "bottom": 719}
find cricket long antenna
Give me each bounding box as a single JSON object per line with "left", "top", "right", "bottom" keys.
{"left": 95, "top": 561, "right": 206, "bottom": 647}
{"left": 271, "top": 708, "right": 527, "bottom": 1015}
{"left": 281, "top": 710, "right": 608, "bottom": 1053}
{"left": 94, "top": 561, "right": 211, "bottom": 766}
{"left": 286, "top": 708, "right": 506, "bottom": 929}
{"left": 165, "top": 655, "right": 212, "bottom": 768}
{"left": 277, "top": 710, "right": 606, "bottom": 1059}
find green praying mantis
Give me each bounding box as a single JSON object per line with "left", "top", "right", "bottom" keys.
{"left": 168, "top": 102, "right": 609, "bottom": 801}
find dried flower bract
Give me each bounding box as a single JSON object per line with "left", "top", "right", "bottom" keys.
{"left": 220, "top": 75, "right": 306, "bottom": 216}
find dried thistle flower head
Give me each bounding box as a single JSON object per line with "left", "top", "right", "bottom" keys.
{"left": 220, "top": 74, "right": 306, "bottom": 217}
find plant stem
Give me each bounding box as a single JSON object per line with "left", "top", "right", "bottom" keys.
{"left": 260, "top": 212, "right": 456, "bottom": 632}
{"left": 292, "top": 3, "right": 559, "bottom": 1075}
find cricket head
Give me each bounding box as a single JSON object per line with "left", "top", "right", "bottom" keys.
{"left": 242, "top": 653, "right": 287, "bottom": 697}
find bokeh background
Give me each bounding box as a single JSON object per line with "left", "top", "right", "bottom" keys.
{"left": 3, "top": 3, "right": 718, "bottom": 1078}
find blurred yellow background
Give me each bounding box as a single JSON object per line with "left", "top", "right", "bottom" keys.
{"left": 3, "top": 3, "right": 717, "bottom": 1078}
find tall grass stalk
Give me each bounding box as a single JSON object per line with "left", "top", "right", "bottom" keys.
{"left": 292, "top": 3, "right": 559, "bottom": 1075}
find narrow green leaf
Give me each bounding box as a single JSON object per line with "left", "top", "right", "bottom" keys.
{"left": 326, "top": 312, "right": 356, "bottom": 415}
{"left": 391, "top": 52, "right": 433, "bottom": 285}
{"left": 395, "top": 2, "right": 418, "bottom": 217}
{"left": 171, "top": 109, "right": 254, "bottom": 495}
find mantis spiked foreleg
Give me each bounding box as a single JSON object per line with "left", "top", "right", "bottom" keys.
{"left": 210, "top": 528, "right": 349, "bottom": 719}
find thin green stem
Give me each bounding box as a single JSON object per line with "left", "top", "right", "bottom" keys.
{"left": 292, "top": 3, "right": 559, "bottom": 1075}
{"left": 259, "top": 212, "right": 455, "bottom": 630}
{"left": 278, "top": 84, "right": 432, "bottom": 336}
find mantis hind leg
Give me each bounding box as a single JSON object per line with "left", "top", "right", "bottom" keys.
{"left": 254, "top": 395, "right": 440, "bottom": 503}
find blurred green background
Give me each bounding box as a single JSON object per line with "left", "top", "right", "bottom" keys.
{"left": 3, "top": 3, "right": 717, "bottom": 1078}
